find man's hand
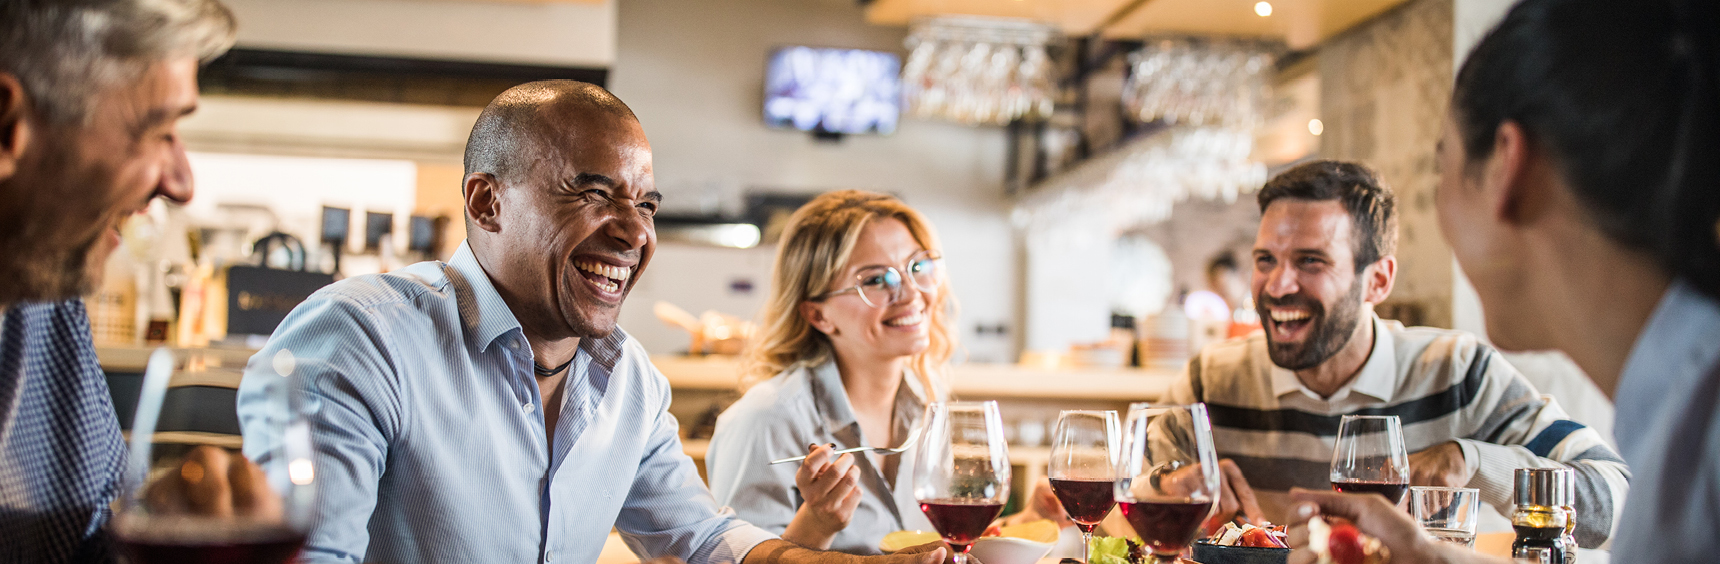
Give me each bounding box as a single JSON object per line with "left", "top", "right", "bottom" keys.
{"left": 1213, "top": 459, "right": 1266, "bottom": 527}
{"left": 1282, "top": 488, "right": 1492, "bottom": 564}
{"left": 1001, "top": 478, "right": 1074, "bottom": 529}
{"left": 744, "top": 539, "right": 947, "bottom": 564}
{"left": 781, "top": 444, "right": 861, "bottom": 549}
{"left": 142, "top": 445, "right": 282, "bottom": 519}
{"left": 1407, "top": 441, "right": 1472, "bottom": 487}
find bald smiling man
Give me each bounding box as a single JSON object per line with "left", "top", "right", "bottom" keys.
{"left": 235, "top": 81, "right": 948, "bottom": 564}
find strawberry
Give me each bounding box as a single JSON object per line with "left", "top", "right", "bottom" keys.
{"left": 1325, "top": 523, "right": 1366, "bottom": 564}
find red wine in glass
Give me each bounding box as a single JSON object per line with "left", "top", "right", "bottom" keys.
{"left": 1330, "top": 479, "right": 1409, "bottom": 504}
{"left": 114, "top": 520, "right": 306, "bottom": 564}
{"left": 1050, "top": 478, "right": 1117, "bottom": 526}
{"left": 1119, "top": 499, "right": 1214, "bottom": 555}
{"left": 919, "top": 499, "right": 1006, "bottom": 549}
{"left": 1049, "top": 409, "right": 1121, "bottom": 564}
{"left": 912, "top": 401, "right": 1011, "bottom": 564}
{"left": 1329, "top": 415, "right": 1410, "bottom": 506}
{"left": 1116, "top": 403, "right": 1222, "bottom": 563}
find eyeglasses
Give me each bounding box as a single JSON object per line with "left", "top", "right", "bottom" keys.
{"left": 814, "top": 251, "right": 944, "bottom": 308}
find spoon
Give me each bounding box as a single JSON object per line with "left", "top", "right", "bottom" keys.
{"left": 768, "top": 423, "right": 923, "bottom": 465}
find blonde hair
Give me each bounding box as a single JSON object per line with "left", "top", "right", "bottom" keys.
{"left": 742, "top": 190, "right": 956, "bottom": 399}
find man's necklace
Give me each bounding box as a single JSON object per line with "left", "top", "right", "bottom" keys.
{"left": 534, "top": 356, "right": 574, "bottom": 377}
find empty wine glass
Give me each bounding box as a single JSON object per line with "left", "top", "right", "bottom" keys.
{"left": 1048, "top": 410, "right": 1120, "bottom": 563}
{"left": 1116, "top": 403, "right": 1220, "bottom": 563}
{"left": 1329, "top": 415, "right": 1410, "bottom": 505}
{"left": 913, "top": 401, "right": 1011, "bottom": 564}
{"left": 110, "top": 349, "right": 317, "bottom": 564}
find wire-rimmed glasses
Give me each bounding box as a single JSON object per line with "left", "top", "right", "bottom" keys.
{"left": 814, "top": 251, "right": 943, "bottom": 308}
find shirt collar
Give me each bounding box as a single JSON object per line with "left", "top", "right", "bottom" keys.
{"left": 808, "top": 356, "right": 929, "bottom": 436}
{"left": 447, "top": 240, "right": 524, "bottom": 354}
{"left": 1616, "top": 281, "right": 1720, "bottom": 434}
{"left": 1272, "top": 312, "right": 1397, "bottom": 402}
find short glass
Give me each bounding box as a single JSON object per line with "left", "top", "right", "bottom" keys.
{"left": 1410, "top": 486, "right": 1481, "bottom": 549}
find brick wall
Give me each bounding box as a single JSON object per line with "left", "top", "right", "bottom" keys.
{"left": 1318, "top": 0, "right": 1456, "bottom": 328}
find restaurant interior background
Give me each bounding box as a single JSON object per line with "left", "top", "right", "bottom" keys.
{"left": 92, "top": 0, "right": 1618, "bottom": 530}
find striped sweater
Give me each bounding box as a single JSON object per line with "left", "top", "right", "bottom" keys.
{"left": 1167, "top": 315, "right": 1629, "bottom": 547}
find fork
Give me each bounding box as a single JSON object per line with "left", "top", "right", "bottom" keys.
{"left": 768, "top": 423, "right": 924, "bottom": 465}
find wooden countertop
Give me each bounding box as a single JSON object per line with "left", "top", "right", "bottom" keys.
{"left": 652, "top": 355, "right": 1177, "bottom": 402}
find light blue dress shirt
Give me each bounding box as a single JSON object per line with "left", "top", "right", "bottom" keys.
{"left": 1610, "top": 280, "right": 1720, "bottom": 562}
{"left": 236, "top": 242, "right": 775, "bottom": 564}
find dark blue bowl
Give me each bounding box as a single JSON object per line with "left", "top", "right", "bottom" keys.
{"left": 1189, "top": 540, "right": 1290, "bottom": 564}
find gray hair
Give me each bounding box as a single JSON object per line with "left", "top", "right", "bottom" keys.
{"left": 0, "top": 0, "right": 236, "bottom": 125}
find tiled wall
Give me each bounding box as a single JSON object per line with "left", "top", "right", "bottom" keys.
{"left": 1318, "top": 0, "right": 1456, "bottom": 328}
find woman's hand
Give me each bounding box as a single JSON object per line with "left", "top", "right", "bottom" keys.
{"left": 781, "top": 444, "right": 862, "bottom": 549}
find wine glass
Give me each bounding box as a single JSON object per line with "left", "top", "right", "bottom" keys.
{"left": 913, "top": 401, "right": 1011, "bottom": 564}
{"left": 1115, "top": 403, "right": 1220, "bottom": 563}
{"left": 1048, "top": 410, "right": 1120, "bottom": 563}
{"left": 1329, "top": 415, "right": 1410, "bottom": 504}
{"left": 110, "top": 349, "right": 317, "bottom": 564}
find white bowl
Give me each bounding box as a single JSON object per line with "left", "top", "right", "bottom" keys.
{"left": 968, "top": 536, "right": 1055, "bottom": 564}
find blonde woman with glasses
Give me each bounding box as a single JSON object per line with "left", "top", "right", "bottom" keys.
{"left": 705, "top": 191, "right": 955, "bottom": 553}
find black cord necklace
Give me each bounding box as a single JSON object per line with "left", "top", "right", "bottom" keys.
{"left": 534, "top": 356, "right": 574, "bottom": 377}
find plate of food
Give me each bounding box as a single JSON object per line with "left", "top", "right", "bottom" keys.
{"left": 880, "top": 519, "right": 1059, "bottom": 564}
{"left": 1190, "top": 521, "right": 1290, "bottom": 564}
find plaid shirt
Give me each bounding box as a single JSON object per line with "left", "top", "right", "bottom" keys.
{"left": 0, "top": 301, "right": 125, "bottom": 564}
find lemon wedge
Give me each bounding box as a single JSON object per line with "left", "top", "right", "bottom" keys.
{"left": 998, "top": 519, "right": 1060, "bottom": 544}
{"left": 879, "top": 530, "right": 941, "bottom": 553}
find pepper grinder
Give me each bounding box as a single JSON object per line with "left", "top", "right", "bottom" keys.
{"left": 1511, "top": 468, "right": 1575, "bottom": 564}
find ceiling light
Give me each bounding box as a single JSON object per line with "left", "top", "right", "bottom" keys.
{"left": 1308, "top": 118, "right": 1324, "bottom": 136}
{"left": 1255, "top": 2, "right": 1273, "bottom": 17}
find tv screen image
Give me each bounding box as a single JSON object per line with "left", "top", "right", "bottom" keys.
{"left": 764, "top": 46, "right": 901, "bottom": 135}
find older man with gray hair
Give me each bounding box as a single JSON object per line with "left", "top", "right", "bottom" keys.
{"left": 0, "top": 1, "right": 234, "bottom": 562}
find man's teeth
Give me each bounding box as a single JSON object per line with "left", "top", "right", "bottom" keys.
{"left": 575, "top": 260, "right": 631, "bottom": 282}
{"left": 1269, "top": 310, "right": 1311, "bottom": 323}
{"left": 884, "top": 313, "right": 924, "bottom": 327}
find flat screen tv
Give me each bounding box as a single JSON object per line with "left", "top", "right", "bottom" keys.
{"left": 764, "top": 46, "right": 900, "bottom": 135}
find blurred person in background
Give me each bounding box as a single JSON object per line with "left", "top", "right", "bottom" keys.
{"left": 707, "top": 190, "right": 954, "bottom": 553}
{"left": 236, "top": 84, "right": 948, "bottom": 564}
{"left": 0, "top": 1, "right": 233, "bottom": 561}
{"left": 1169, "top": 160, "right": 1627, "bottom": 546}
{"left": 1287, "top": 0, "right": 1718, "bottom": 562}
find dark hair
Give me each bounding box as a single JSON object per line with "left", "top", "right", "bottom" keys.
{"left": 1256, "top": 160, "right": 1398, "bottom": 272}
{"left": 1206, "top": 253, "right": 1238, "bottom": 277}
{"left": 1453, "top": 0, "right": 1720, "bottom": 298}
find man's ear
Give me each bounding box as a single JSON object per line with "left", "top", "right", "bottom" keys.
{"left": 799, "top": 300, "right": 836, "bottom": 336}
{"left": 0, "top": 73, "right": 34, "bottom": 182}
{"left": 1362, "top": 255, "right": 1397, "bottom": 306}
{"left": 463, "top": 172, "right": 503, "bottom": 233}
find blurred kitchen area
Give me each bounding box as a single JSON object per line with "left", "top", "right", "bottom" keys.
{"left": 92, "top": 0, "right": 1617, "bottom": 479}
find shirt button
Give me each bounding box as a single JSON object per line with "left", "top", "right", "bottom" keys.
{"left": 545, "top": 551, "right": 553, "bottom": 562}
{"left": 523, "top": 403, "right": 535, "bottom": 414}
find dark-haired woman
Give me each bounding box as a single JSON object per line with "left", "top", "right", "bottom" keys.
{"left": 1285, "top": 0, "right": 1720, "bottom": 563}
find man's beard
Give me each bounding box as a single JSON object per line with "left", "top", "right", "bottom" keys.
{"left": 1257, "top": 280, "right": 1365, "bottom": 370}
{"left": 0, "top": 144, "right": 105, "bottom": 305}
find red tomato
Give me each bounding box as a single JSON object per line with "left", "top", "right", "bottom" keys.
{"left": 1326, "top": 523, "right": 1366, "bottom": 564}
{"left": 1240, "top": 528, "right": 1288, "bottom": 548}
{"left": 982, "top": 524, "right": 1002, "bottom": 538}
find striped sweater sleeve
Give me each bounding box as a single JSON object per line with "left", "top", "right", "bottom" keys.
{"left": 1458, "top": 347, "right": 1630, "bottom": 549}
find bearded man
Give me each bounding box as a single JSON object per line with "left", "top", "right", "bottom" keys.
{"left": 1166, "top": 160, "right": 1629, "bottom": 547}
